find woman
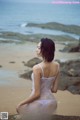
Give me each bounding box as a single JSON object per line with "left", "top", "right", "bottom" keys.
{"left": 16, "top": 38, "right": 60, "bottom": 120}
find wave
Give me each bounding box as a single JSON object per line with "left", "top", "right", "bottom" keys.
{"left": 20, "top": 23, "right": 27, "bottom": 27}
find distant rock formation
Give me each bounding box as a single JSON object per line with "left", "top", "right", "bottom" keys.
{"left": 60, "top": 41, "right": 80, "bottom": 52}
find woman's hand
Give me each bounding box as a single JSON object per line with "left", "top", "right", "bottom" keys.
{"left": 51, "top": 87, "right": 54, "bottom": 93}
{"left": 16, "top": 103, "right": 22, "bottom": 114}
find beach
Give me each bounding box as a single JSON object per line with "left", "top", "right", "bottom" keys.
{"left": 0, "top": 41, "right": 80, "bottom": 116}
{"left": 0, "top": 1, "right": 80, "bottom": 119}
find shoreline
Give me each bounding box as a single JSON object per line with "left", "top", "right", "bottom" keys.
{"left": 0, "top": 22, "right": 80, "bottom": 40}
{"left": 0, "top": 22, "right": 80, "bottom": 44}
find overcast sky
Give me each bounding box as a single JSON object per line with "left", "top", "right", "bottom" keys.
{"left": 0, "top": 0, "right": 52, "bottom": 3}
{"left": 1, "top": 0, "right": 80, "bottom": 3}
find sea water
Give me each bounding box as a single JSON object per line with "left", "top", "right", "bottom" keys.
{"left": 0, "top": 1, "right": 80, "bottom": 39}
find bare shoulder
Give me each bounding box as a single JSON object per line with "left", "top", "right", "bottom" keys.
{"left": 33, "top": 64, "right": 41, "bottom": 73}
{"left": 53, "top": 61, "right": 60, "bottom": 68}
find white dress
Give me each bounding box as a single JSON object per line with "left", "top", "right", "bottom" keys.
{"left": 19, "top": 64, "right": 57, "bottom": 120}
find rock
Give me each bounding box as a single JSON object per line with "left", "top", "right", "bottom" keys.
{"left": 69, "top": 44, "right": 80, "bottom": 52}
{"left": 0, "top": 65, "right": 2, "bottom": 68}
{"left": 72, "top": 79, "right": 80, "bottom": 86}
{"left": 22, "top": 61, "right": 25, "bottom": 64}
{"left": 60, "top": 43, "right": 80, "bottom": 52}
{"left": 58, "top": 59, "right": 80, "bottom": 94}
{"left": 67, "top": 69, "right": 78, "bottom": 77}
{"left": 19, "top": 70, "right": 32, "bottom": 80}
{"left": 9, "top": 61, "right": 15, "bottom": 63}
{"left": 67, "top": 85, "right": 80, "bottom": 94}
{"left": 74, "top": 81, "right": 80, "bottom": 87}
{"left": 20, "top": 57, "right": 80, "bottom": 95}
{"left": 24, "top": 57, "right": 42, "bottom": 67}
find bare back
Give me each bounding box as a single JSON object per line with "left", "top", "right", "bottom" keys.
{"left": 39, "top": 61, "right": 59, "bottom": 78}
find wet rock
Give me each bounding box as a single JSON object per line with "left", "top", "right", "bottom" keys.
{"left": 67, "top": 69, "right": 78, "bottom": 77}
{"left": 0, "top": 65, "right": 2, "bottom": 68}
{"left": 20, "top": 58, "right": 80, "bottom": 94}
{"left": 22, "top": 61, "right": 25, "bottom": 64}
{"left": 59, "top": 60, "right": 80, "bottom": 94}
{"left": 19, "top": 70, "right": 32, "bottom": 80}
{"left": 69, "top": 45, "right": 80, "bottom": 52}
{"left": 60, "top": 43, "right": 80, "bottom": 52}
{"left": 9, "top": 61, "right": 15, "bottom": 63}
{"left": 74, "top": 81, "right": 80, "bottom": 87}
{"left": 67, "top": 85, "right": 80, "bottom": 94}
{"left": 24, "top": 57, "right": 42, "bottom": 67}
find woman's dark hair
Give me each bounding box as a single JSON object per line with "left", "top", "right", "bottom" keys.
{"left": 40, "top": 38, "right": 55, "bottom": 62}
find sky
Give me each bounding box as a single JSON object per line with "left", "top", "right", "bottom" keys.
{"left": 0, "top": 0, "right": 52, "bottom": 3}
{"left": 52, "top": 0, "right": 80, "bottom": 4}
{"left": 1, "top": 0, "right": 80, "bottom": 4}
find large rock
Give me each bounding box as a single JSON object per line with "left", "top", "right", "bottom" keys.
{"left": 19, "top": 58, "right": 80, "bottom": 95}
{"left": 67, "top": 69, "right": 78, "bottom": 77}
{"left": 60, "top": 43, "right": 80, "bottom": 52}
{"left": 24, "top": 57, "right": 42, "bottom": 67}
{"left": 69, "top": 45, "right": 80, "bottom": 52}
{"left": 67, "top": 85, "right": 80, "bottom": 94}
{"left": 59, "top": 60, "right": 80, "bottom": 94}
{"left": 19, "top": 70, "right": 32, "bottom": 80}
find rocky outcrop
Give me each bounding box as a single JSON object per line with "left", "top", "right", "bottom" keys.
{"left": 19, "top": 58, "right": 80, "bottom": 95}
{"left": 20, "top": 57, "right": 42, "bottom": 80}
{"left": 58, "top": 60, "right": 80, "bottom": 94}
{"left": 23, "top": 57, "right": 42, "bottom": 68}
{"left": 69, "top": 45, "right": 80, "bottom": 52}
{"left": 20, "top": 70, "right": 32, "bottom": 80}
{"left": 27, "top": 22, "right": 80, "bottom": 35}
{"left": 60, "top": 43, "right": 80, "bottom": 52}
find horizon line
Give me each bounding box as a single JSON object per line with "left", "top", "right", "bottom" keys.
{"left": 51, "top": 1, "right": 80, "bottom": 4}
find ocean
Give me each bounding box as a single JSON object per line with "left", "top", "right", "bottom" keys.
{"left": 0, "top": 1, "right": 80, "bottom": 39}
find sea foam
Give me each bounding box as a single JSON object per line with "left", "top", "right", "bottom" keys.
{"left": 21, "top": 23, "right": 27, "bottom": 27}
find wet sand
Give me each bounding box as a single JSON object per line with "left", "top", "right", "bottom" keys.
{"left": 0, "top": 42, "right": 80, "bottom": 116}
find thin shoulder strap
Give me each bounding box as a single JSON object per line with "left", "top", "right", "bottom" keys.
{"left": 38, "top": 64, "right": 44, "bottom": 77}
{"left": 56, "top": 64, "right": 60, "bottom": 78}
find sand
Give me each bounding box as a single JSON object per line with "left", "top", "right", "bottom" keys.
{"left": 0, "top": 41, "right": 80, "bottom": 116}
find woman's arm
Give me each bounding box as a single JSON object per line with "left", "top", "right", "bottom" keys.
{"left": 51, "top": 63, "right": 60, "bottom": 93}
{"left": 18, "top": 65, "right": 41, "bottom": 106}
